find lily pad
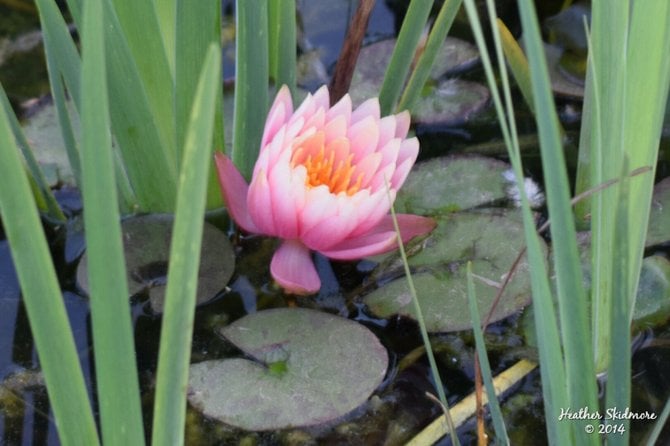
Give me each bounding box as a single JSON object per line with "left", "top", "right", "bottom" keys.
{"left": 633, "top": 256, "right": 670, "bottom": 328}
{"left": 394, "top": 155, "right": 514, "bottom": 215}
{"left": 187, "top": 308, "right": 388, "bottom": 430}
{"left": 77, "top": 214, "right": 235, "bottom": 313}
{"left": 349, "top": 37, "right": 481, "bottom": 108}
{"left": 544, "top": 42, "right": 585, "bottom": 99}
{"left": 411, "top": 78, "right": 490, "bottom": 127}
{"left": 363, "top": 210, "right": 542, "bottom": 332}
{"left": 646, "top": 177, "right": 670, "bottom": 247}
{"left": 22, "top": 98, "right": 79, "bottom": 187}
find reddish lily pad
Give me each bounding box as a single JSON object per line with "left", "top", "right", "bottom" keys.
{"left": 646, "top": 177, "right": 670, "bottom": 247}
{"left": 363, "top": 210, "right": 542, "bottom": 332}
{"left": 187, "top": 308, "right": 388, "bottom": 431}
{"left": 77, "top": 214, "right": 234, "bottom": 313}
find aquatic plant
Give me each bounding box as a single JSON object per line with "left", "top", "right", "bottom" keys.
{"left": 216, "top": 85, "right": 435, "bottom": 294}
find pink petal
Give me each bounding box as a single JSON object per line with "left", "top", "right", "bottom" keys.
{"left": 377, "top": 138, "right": 401, "bottom": 171}
{"left": 312, "top": 85, "right": 331, "bottom": 110}
{"left": 394, "top": 110, "right": 411, "bottom": 138}
{"left": 351, "top": 97, "right": 380, "bottom": 124}
{"left": 270, "top": 240, "right": 320, "bottom": 295}
{"left": 396, "top": 137, "right": 419, "bottom": 165}
{"left": 318, "top": 231, "right": 397, "bottom": 260}
{"left": 319, "top": 214, "right": 436, "bottom": 260}
{"left": 348, "top": 188, "right": 393, "bottom": 237}
{"left": 299, "top": 185, "right": 338, "bottom": 235}
{"left": 352, "top": 152, "right": 382, "bottom": 189}
{"left": 268, "top": 151, "right": 303, "bottom": 238}
{"left": 348, "top": 115, "right": 379, "bottom": 161}
{"left": 327, "top": 94, "right": 352, "bottom": 125}
{"left": 262, "top": 86, "right": 293, "bottom": 147}
{"left": 214, "top": 153, "right": 259, "bottom": 233}
{"left": 377, "top": 116, "right": 397, "bottom": 150}
{"left": 301, "top": 196, "right": 359, "bottom": 250}
{"left": 391, "top": 156, "right": 415, "bottom": 190}
{"left": 324, "top": 114, "right": 348, "bottom": 143}
{"left": 372, "top": 214, "right": 437, "bottom": 243}
{"left": 247, "top": 169, "right": 277, "bottom": 236}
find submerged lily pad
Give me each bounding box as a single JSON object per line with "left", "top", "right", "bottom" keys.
{"left": 77, "top": 214, "right": 235, "bottom": 313}
{"left": 633, "top": 256, "right": 670, "bottom": 328}
{"left": 394, "top": 155, "right": 512, "bottom": 215}
{"left": 363, "top": 210, "right": 542, "bottom": 332}
{"left": 544, "top": 42, "right": 585, "bottom": 99}
{"left": 188, "top": 308, "right": 388, "bottom": 430}
{"left": 646, "top": 177, "right": 670, "bottom": 247}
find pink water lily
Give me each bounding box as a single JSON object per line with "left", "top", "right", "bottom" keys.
{"left": 215, "top": 85, "right": 435, "bottom": 295}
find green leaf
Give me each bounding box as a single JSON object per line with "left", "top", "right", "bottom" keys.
{"left": 79, "top": 0, "right": 145, "bottom": 442}
{"left": 0, "top": 80, "right": 99, "bottom": 446}
{"left": 151, "top": 44, "right": 221, "bottom": 446}
{"left": 76, "top": 214, "right": 236, "bottom": 314}
{"left": 188, "top": 308, "right": 388, "bottom": 430}
{"left": 632, "top": 256, "right": 670, "bottom": 329}
{"left": 646, "top": 177, "right": 670, "bottom": 247}
{"left": 364, "top": 211, "right": 542, "bottom": 332}
{"left": 394, "top": 155, "right": 516, "bottom": 215}
{"left": 233, "top": 0, "right": 269, "bottom": 180}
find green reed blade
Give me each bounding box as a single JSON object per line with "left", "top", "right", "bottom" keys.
{"left": 466, "top": 262, "right": 509, "bottom": 444}
{"left": 151, "top": 45, "right": 221, "bottom": 446}
{"left": 175, "top": 0, "right": 224, "bottom": 209}
{"left": 0, "top": 85, "right": 64, "bottom": 221}
{"left": 516, "top": 3, "right": 599, "bottom": 441}
{"left": 463, "top": 1, "right": 572, "bottom": 442}
{"left": 233, "top": 0, "right": 269, "bottom": 180}
{"left": 154, "top": 0, "right": 177, "bottom": 76}
{"left": 605, "top": 162, "right": 631, "bottom": 446}
{"left": 0, "top": 92, "right": 99, "bottom": 446}
{"left": 378, "top": 0, "right": 433, "bottom": 115}
{"left": 79, "top": 1, "right": 146, "bottom": 443}
{"left": 269, "top": 0, "right": 296, "bottom": 94}
{"left": 588, "top": 0, "right": 629, "bottom": 374}
{"left": 398, "top": 0, "right": 461, "bottom": 113}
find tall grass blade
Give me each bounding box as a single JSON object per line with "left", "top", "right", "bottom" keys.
{"left": 466, "top": 262, "right": 509, "bottom": 444}
{"left": 378, "top": 0, "right": 433, "bottom": 115}
{"left": 175, "top": 0, "right": 224, "bottom": 209}
{"left": 79, "top": 0, "right": 145, "bottom": 443}
{"left": 605, "top": 162, "right": 631, "bottom": 446}
{"left": 397, "top": 0, "right": 462, "bottom": 113}
{"left": 154, "top": 0, "right": 177, "bottom": 75}
{"left": 0, "top": 85, "right": 64, "bottom": 221}
{"left": 109, "top": 0, "right": 176, "bottom": 159}
{"left": 620, "top": 0, "right": 670, "bottom": 301}
{"left": 151, "top": 45, "right": 221, "bottom": 446}
{"left": 233, "top": 0, "right": 269, "bottom": 180}
{"left": 462, "top": 0, "right": 571, "bottom": 442}
{"left": 0, "top": 94, "right": 99, "bottom": 446}
{"left": 268, "top": 0, "right": 296, "bottom": 94}
{"left": 100, "top": 0, "right": 179, "bottom": 211}
{"left": 516, "top": 2, "right": 599, "bottom": 441}
{"left": 589, "top": 0, "right": 629, "bottom": 373}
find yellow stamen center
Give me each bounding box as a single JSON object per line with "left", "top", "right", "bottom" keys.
{"left": 291, "top": 131, "right": 363, "bottom": 196}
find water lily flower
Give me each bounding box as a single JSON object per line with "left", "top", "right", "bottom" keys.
{"left": 215, "top": 85, "right": 435, "bottom": 295}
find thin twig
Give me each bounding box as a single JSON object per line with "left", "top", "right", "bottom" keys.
{"left": 329, "top": 0, "right": 376, "bottom": 102}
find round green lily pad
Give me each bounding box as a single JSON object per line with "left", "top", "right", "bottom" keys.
{"left": 349, "top": 37, "right": 480, "bottom": 107}
{"left": 363, "top": 210, "right": 543, "bottom": 332}
{"left": 632, "top": 256, "right": 670, "bottom": 328}
{"left": 77, "top": 214, "right": 235, "bottom": 313}
{"left": 646, "top": 177, "right": 670, "bottom": 247}
{"left": 187, "top": 308, "right": 388, "bottom": 431}
{"left": 394, "top": 155, "right": 512, "bottom": 215}
{"left": 544, "top": 42, "right": 585, "bottom": 99}
{"left": 411, "top": 78, "right": 490, "bottom": 127}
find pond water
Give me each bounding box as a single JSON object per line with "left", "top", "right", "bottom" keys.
{"left": 1, "top": 1, "right": 670, "bottom": 445}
